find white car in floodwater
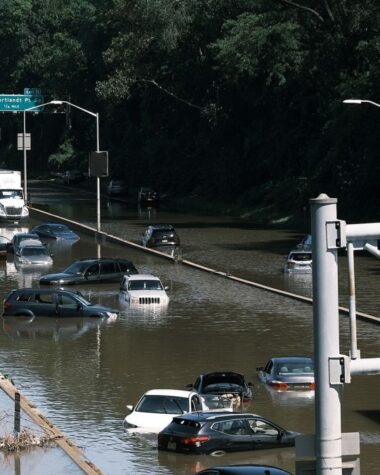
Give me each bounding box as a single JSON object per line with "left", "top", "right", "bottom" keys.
{"left": 119, "top": 274, "right": 169, "bottom": 306}
{"left": 124, "top": 389, "right": 233, "bottom": 432}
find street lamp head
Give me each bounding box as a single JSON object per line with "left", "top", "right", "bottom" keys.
{"left": 343, "top": 99, "right": 362, "bottom": 104}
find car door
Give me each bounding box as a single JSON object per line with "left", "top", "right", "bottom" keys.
{"left": 83, "top": 263, "right": 100, "bottom": 282}
{"left": 32, "top": 291, "right": 58, "bottom": 317}
{"left": 57, "top": 292, "right": 83, "bottom": 317}
{"left": 247, "top": 417, "right": 283, "bottom": 449}
{"left": 212, "top": 418, "right": 254, "bottom": 452}
{"left": 99, "top": 260, "right": 118, "bottom": 282}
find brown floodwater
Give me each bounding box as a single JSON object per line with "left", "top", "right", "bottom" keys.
{"left": 0, "top": 181, "right": 379, "bottom": 474}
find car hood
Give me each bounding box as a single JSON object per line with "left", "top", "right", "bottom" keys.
{"left": 40, "top": 272, "right": 78, "bottom": 283}
{"left": 17, "top": 256, "right": 53, "bottom": 266}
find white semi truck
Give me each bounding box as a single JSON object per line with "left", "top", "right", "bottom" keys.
{"left": 0, "top": 170, "right": 29, "bottom": 224}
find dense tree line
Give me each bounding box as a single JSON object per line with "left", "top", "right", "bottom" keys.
{"left": 0, "top": 0, "right": 379, "bottom": 223}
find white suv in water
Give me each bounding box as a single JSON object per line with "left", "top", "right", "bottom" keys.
{"left": 119, "top": 274, "right": 169, "bottom": 306}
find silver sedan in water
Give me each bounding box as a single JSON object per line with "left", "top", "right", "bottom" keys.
{"left": 257, "top": 356, "right": 315, "bottom": 391}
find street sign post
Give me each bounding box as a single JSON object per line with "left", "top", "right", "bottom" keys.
{"left": 17, "top": 133, "right": 31, "bottom": 150}
{"left": 0, "top": 94, "right": 44, "bottom": 112}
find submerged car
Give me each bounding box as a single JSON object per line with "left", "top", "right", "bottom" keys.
{"left": 124, "top": 389, "right": 233, "bottom": 432}
{"left": 187, "top": 372, "right": 253, "bottom": 404}
{"left": 138, "top": 187, "right": 159, "bottom": 205}
{"left": 141, "top": 224, "right": 180, "bottom": 248}
{"left": 9, "top": 232, "right": 43, "bottom": 254}
{"left": 257, "top": 356, "right": 315, "bottom": 391}
{"left": 32, "top": 223, "right": 80, "bottom": 241}
{"left": 195, "top": 465, "right": 293, "bottom": 475}
{"left": 158, "top": 412, "right": 300, "bottom": 455}
{"left": 284, "top": 249, "right": 312, "bottom": 274}
{"left": 2, "top": 288, "right": 118, "bottom": 319}
{"left": 107, "top": 179, "right": 128, "bottom": 196}
{"left": 119, "top": 273, "right": 169, "bottom": 306}
{"left": 15, "top": 242, "right": 53, "bottom": 267}
{"left": 40, "top": 258, "right": 138, "bottom": 285}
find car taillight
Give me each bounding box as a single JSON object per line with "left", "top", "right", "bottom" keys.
{"left": 270, "top": 381, "right": 289, "bottom": 390}
{"left": 182, "top": 436, "right": 209, "bottom": 446}
{"left": 309, "top": 382, "right": 315, "bottom": 390}
{"left": 3, "top": 301, "right": 12, "bottom": 309}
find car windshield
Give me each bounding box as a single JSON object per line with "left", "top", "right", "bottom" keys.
{"left": 72, "top": 292, "right": 91, "bottom": 306}
{"left": 0, "top": 190, "right": 23, "bottom": 199}
{"left": 135, "top": 395, "right": 188, "bottom": 414}
{"left": 276, "top": 362, "right": 314, "bottom": 374}
{"left": 63, "top": 262, "right": 91, "bottom": 274}
{"left": 128, "top": 280, "right": 163, "bottom": 290}
{"left": 21, "top": 247, "right": 48, "bottom": 256}
{"left": 49, "top": 225, "right": 70, "bottom": 233}
{"left": 290, "top": 252, "right": 312, "bottom": 261}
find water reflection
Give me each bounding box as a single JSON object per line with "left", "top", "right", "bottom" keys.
{"left": 2, "top": 316, "right": 110, "bottom": 341}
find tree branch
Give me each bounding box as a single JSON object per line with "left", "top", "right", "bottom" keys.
{"left": 138, "top": 79, "right": 203, "bottom": 110}
{"left": 278, "top": 0, "right": 325, "bottom": 23}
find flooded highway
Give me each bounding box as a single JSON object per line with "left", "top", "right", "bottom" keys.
{"left": 0, "top": 180, "right": 379, "bottom": 474}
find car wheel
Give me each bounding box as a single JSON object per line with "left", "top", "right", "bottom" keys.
{"left": 209, "top": 450, "right": 226, "bottom": 457}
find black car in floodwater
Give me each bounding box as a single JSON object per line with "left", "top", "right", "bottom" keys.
{"left": 158, "top": 412, "right": 300, "bottom": 455}
{"left": 2, "top": 288, "right": 118, "bottom": 319}
{"left": 40, "top": 258, "right": 138, "bottom": 285}
{"left": 187, "top": 372, "right": 253, "bottom": 402}
{"left": 195, "top": 465, "right": 293, "bottom": 475}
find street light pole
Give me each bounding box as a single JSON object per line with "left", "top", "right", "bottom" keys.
{"left": 51, "top": 100, "right": 101, "bottom": 232}
{"left": 23, "top": 100, "right": 61, "bottom": 203}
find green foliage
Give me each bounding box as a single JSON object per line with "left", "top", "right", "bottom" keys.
{"left": 1, "top": 0, "right": 380, "bottom": 222}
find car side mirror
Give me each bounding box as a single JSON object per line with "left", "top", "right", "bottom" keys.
{"left": 256, "top": 366, "right": 264, "bottom": 371}
{"left": 77, "top": 303, "right": 83, "bottom": 311}
{"left": 277, "top": 430, "right": 284, "bottom": 440}
{"left": 185, "top": 383, "right": 193, "bottom": 389}
{"left": 126, "top": 405, "right": 134, "bottom": 412}
{"left": 164, "top": 286, "right": 169, "bottom": 291}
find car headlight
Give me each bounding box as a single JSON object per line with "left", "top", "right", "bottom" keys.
{"left": 130, "top": 297, "right": 139, "bottom": 304}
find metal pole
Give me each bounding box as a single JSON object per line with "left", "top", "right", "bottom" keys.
{"left": 96, "top": 113, "right": 101, "bottom": 233}
{"left": 23, "top": 111, "right": 27, "bottom": 201}
{"left": 347, "top": 242, "right": 359, "bottom": 360}
{"left": 310, "top": 193, "right": 342, "bottom": 475}
{"left": 14, "top": 391, "right": 21, "bottom": 435}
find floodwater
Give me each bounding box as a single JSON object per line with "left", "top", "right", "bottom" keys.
{"left": 0, "top": 181, "right": 379, "bottom": 474}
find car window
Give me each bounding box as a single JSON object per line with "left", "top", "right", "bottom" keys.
{"left": 248, "top": 419, "right": 279, "bottom": 436}
{"left": 58, "top": 294, "right": 78, "bottom": 306}
{"left": 276, "top": 362, "right": 314, "bottom": 374}
{"left": 101, "top": 261, "right": 116, "bottom": 274}
{"left": 118, "top": 261, "right": 136, "bottom": 273}
{"left": 64, "top": 262, "right": 89, "bottom": 274}
{"left": 16, "top": 292, "right": 34, "bottom": 302}
{"left": 85, "top": 264, "right": 99, "bottom": 276}
{"left": 212, "top": 419, "right": 250, "bottom": 436}
{"left": 34, "top": 293, "right": 54, "bottom": 304}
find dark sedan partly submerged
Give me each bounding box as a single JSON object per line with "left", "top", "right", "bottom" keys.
{"left": 195, "top": 465, "right": 293, "bottom": 475}
{"left": 158, "top": 412, "right": 300, "bottom": 455}
{"left": 40, "top": 258, "right": 138, "bottom": 285}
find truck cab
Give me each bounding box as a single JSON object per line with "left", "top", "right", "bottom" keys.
{"left": 0, "top": 170, "right": 29, "bottom": 224}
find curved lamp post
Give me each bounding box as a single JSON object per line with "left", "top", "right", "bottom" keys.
{"left": 343, "top": 98, "right": 380, "bottom": 108}
{"left": 24, "top": 100, "right": 101, "bottom": 232}
{"left": 51, "top": 100, "right": 101, "bottom": 232}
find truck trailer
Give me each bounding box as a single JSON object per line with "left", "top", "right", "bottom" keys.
{"left": 0, "top": 170, "right": 29, "bottom": 224}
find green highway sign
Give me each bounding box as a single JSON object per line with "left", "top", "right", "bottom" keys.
{"left": 0, "top": 94, "right": 44, "bottom": 112}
